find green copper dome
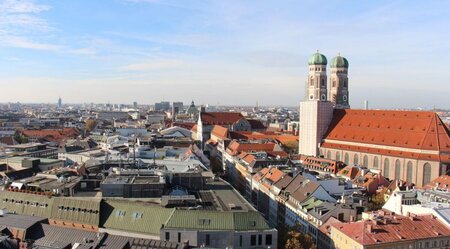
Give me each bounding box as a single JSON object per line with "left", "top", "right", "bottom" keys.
{"left": 330, "top": 55, "right": 349, "bottom": 68}
{"left": 308, "top": 52, "right": 327, "bottom": 65}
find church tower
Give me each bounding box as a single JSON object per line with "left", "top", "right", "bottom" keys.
{"left": 329, "top": 54, "right": 350, "bottom": 109}
{"left": 299, "top": 51, "right": 334, "bottom": 157}
{"left": 306, "top": 51, "right": 328, "bottom": 101}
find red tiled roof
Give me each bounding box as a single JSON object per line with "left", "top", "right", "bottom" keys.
{"left": 200, "top": 112, "right": 244, "bottom": 125}
{"left": 333, "top": 213, "right": 450, "bottom": 246}
{"left": 323, "top": 109, "right": 450, "bottom": 162}
{"left": 173, "top": 122, "right": 196, "bottom": 130}
{"left": 21, "top": 128, "right": 79, "bottom": 142}
{"left": 238, "top": 152, "right": 257, "bottom": 165}
{"left": 0, "top": 136, "right": 16, "bottom": 146}
{"left": 211, "top": 125, "right": 229, "bottom": 139}
{"left": 423, "top": 175, "right": 450, "bottom": 191}
{"left": 267, "top": 151, "right": 289, "bottom": 158}
{"left": 254, "top": 167, "right": 286, "bottom": 190}
{"left": 226, "top": 141, "right": 277, "bottom": 156}
{"left": 337, "top": 165, "right": 361, "bottom": 179}
{"left": 229, "top": 131, "right": 298, "bottom": 145}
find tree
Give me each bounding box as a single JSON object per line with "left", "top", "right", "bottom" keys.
{"left": 368, "top": 191, "right": 386, "bottom": 211}
{"left": 13, "top": 133, "right": 28, "bottom": 144}
{"left": 278, "top": 224, "right": 317, "bottom": 249}
{"left": 85, "top": 119, "right": 97, "bottom": 133}
{"left": 282, "top": 141, "right": 299, "bottom": 155}
{"left": 285, "top": 229, "right": 317, "bottom": 249}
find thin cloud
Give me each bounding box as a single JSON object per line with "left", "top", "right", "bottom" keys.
{"left": 1, "top": 35, "right": 62, "bottom": 51}
{"left": 0, "top": 0, "right": 50, "bottom": 13}
{"left": 119, "top": 60, "right": 184, "bottom": 72}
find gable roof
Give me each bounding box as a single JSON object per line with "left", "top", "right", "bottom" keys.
{"left": 322, "top": 109, "right": 450, "bottom": 162}
{"left": 211, "top": 125, "right": 229, "bottom": 139}
{"left": 226, "top": 141, "right": 277, "bottom": 156}
{"left": 0, "top": 191, "right": 53, "bottom": 218}
{"left": 247, "top": 119, "right": 266, "bottom": 130}
{"left": 22, "top": 128, "right": 80, "bottom": 143}
{"left": 333, "top": 213, "right": 450, "bottom": 246}
{"left": 424, "top": 175, "right": 450, "bottom": 191}
{"left": 200, "top": 112, "right": 244, "bottom": 126}
{"left": 285, "top": 174, "right": 321, "bottom": 203}
{"left": 51, "top": 197, "right": 101, "bottom": 226}
{"left": 100, "top": 199, "right": 175, "bottom": 235}
{"left": 164, "top": 210, "right": 270, "bottom": 231}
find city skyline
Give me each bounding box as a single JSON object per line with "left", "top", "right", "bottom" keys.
{"left": 1, "top": 0, "right": 450, "bottom": 109}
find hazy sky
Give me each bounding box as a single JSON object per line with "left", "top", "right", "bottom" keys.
{"left": 0, "top": 0, "right": 449, "bottom": 109}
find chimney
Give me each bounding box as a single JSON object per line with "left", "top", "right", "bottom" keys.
{"left": 367, "top": 224, "right": 373, "bottom": 233}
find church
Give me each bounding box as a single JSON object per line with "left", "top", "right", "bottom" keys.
{"left": 299, "top": 52, "right": 450, "bottom": 187}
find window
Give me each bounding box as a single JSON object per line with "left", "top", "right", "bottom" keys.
{"left": 132, "top": 212, "right": 143, "bottom": 219}
{"left": 321, "top": 79, "right": 325, "bottom": 87}
{"left": 423, "top": 163, "right": 432, "bottom": 185}
{"left": 178, "top": 232, "right": 181, "bottom": 243}
{"left": 258, "top": 234, "right": 262, "bottom": 245}
{"left": 266, "top": 234, "right": 272, "bottom": 245}
{"left": 395, "top": 159, "right": 401, "bottom": 179}
{"left": 336, "top": 151, "right": 341, "bottom": 161}
{"left": 407, "top": 161, "right": 413, "bottom": 183}
{"left": 326, "top": 151, "right": 331, "bottom": 159}
{"left": 239, "top": 235, "right": 243, "bottom": 246}
{"left": 384, "top": 158, "right": 390, "bottom": 179}
{"left": 198, "top": 219, "right": 211, "bottom": 225}
{"left": 363, "top": 155, "right": 368, "bottom": 167}
{"left": 332, "top": 80, "right": 336, "bottom": 87}
{"left": 310, "top": 78, "right": 314, "bottom": 86}
{"left": 344, "top": 153, "right": 349, "bottom": 165}
{"left": 251, "top": 235, "right": 256, "bottom": 246}
{"left": 165, "top": 232, "right": 170, "bottom": 241}
{"left": 205, "top": 234, "right": 210, "bottom": 246}
{"left": 373, "top": 156, "right": 379, "bottom": 169}
{"left": 353, "top": 154, "right": 359, "bottom": 165}
{"left": 116, "top": 210, "right": 126, "bottom": 217}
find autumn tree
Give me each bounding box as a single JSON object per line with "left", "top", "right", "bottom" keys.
{"left": 282, "top": 141, "right": 299, "bottom": 155}
{"left": 285, "top": 229, "right": 317, "bottom": 249}
{"left": 85, "top": 119, "right": 97, "bottom": 133}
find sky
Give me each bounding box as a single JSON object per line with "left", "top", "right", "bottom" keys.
{"left": 0, "top": 0, "right": 449, "bottom": 109}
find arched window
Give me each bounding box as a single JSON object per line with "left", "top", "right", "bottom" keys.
{"left": 326, "top": 151, "right": 331, "bottom": 159}
{"left": 344, "top": 153, "right": 349, "bottom": 165}
{"left": 406, "top": 161, "right": 413, "bottom": 183}
{"left": 383, "top": 158, "right": 390, "bottom": 179}
{"left": 353, "top": 154, "right": 359, "bottom": 166}
{"left": 373, "top": 157, "right": 379, "bottom": 169}
{"left": 395, "top": 159, "right": 401, "bottom": 179}
{"left": 423, "top": 163, "right": 432, "bottom": 186}
{"left": 363, "top": 155, "right": 368, "bottom": 167}
{"left": 336, "top": 151, "right": 341, "bottom": 161}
